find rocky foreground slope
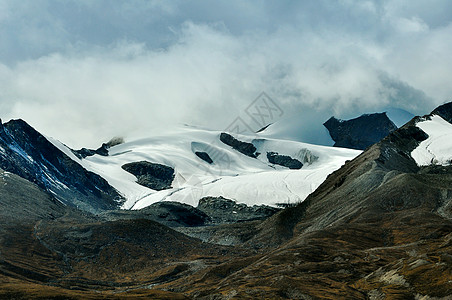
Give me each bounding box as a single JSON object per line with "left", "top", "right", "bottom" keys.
{"left": 1, "top": 104, "right": 452, "bottom": 299}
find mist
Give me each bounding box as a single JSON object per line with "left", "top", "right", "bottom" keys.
{"left": 0, "top": 0, "right": 451, "bottom": 148}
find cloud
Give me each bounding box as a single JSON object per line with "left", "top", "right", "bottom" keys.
{"left": 0, "top": 1, "right": 450, "bottom": 147}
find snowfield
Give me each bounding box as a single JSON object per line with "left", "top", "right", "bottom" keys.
{"left": 50, "top": 126, "right": 361, "bottom": 209}
{"left": 411, "top": 115, "right": 452, "bottom": 166}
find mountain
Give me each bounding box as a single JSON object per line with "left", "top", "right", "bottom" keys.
{"left": 323, "top": 112, "right": 398, "bottom": 150}
{"left": 0, "top": 119, "right": 123, "bottom": 212}
{"left": 50, "top": 127, "right": 360, "bottom": 210}
{"left": 1, "top": 103, "right": 451, "bottom": 298}
{"left": 0, "top": 116, "right": 360, "bottom": 213}
{"left": 169, "top": 104, "right": 451, "bottom": 298}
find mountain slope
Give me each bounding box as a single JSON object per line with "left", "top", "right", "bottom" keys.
{"left": 0, "top": 119, "right": 123, "bottom": 212}
{"left": 167, "top": 105, "right": 451, "bottom": 298}
{"left": 0, "top": 168, "right": 245, "bottom": 299}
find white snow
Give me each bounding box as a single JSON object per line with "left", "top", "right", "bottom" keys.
{"left": 411, "top": 115, "right": 452, "bottom": 166}
{"left": 48, "top": 126, "right": 361, "bottom": 209}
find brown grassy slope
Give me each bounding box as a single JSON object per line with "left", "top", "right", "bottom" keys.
{"left": 0, "top": 169, "right": 253, "bottom": 298}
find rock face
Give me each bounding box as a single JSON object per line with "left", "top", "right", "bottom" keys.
{"left": 324, "top": 112, "right": 397, "bottom": 150}
{"left": 100, "top": 201, "right": 211, "bottom": 227}
{"left": 431, "top": 102, "right": 452, "bottom": 123}
{"left": 121, "top": 161, "right": 175, "bottom": 190}
{"left": 140, "top": 201, "right": 211, "bottom": 226}
{"left": 0, "top": 119, "right": 123, "bottom": 212}
{"left": 72, "top": 137, "right": 124, "bottom": 159}
{"left": 194, "top": 151, "right": 213, "bottom": 164}
{"left": 197, "top": 196, "right": 280, "bottom": 224}
{"left": 267, "top": 151, "right": 303, "bottom": 169}
{"left": 73, "top": 144, "right": 109, "bottom": 158}
{"left": 102, "top": 198, "right": 279, "bottom": 228}
{"left": 220, "top": 132, "right": 259, "bottom": 158}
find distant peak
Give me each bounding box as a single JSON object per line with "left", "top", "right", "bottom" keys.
{"left": 431, "top": 101, "right": 452, "bottom": 124}
{"left": 324, "top": 112, "right": 397, "bottom": 150}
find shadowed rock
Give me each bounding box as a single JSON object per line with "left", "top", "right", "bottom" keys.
{"left": 122, "top": 161, "right": 175, "bottom": 191}
{"left": 101, "top": 201, "right": 211, "bottom": 227}
{"left": 220, "top": 132, "right": 258, "bottom": 158}
{"left": 195, "top": 151, "right": 213, "bottom": 164}
{"left": 0, "top": 119, "right": 123, "bottom": 212}
{"left": 432, "top": 102, "right": 452, "bottom": 123}
{"left": 73, "top": 137, "right": 124, "bottom": 159}
{"left": 324, "top": 112, "right": 397, "bottom": 150}
{"left": 267, "top": 152, "right": 303, "bottom": 169}
{"left": 197, "top": 196, "right": 280, "bottom": 224}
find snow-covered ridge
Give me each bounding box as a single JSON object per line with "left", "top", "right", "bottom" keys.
{"left": 50, "top": 126, "right": 361, "bottom": 210}
{"left": 411, "top": 115, "right": 452, "bottom": 166}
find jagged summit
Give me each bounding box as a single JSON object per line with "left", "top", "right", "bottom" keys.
{"left": 0, "top": 118, "right": 123, "bottom": 212}
{"left": 431, "top": 101, "right": 452, "bottom": 123}
{"left": 323, "top": 112, "right": 398, "bottom": 150}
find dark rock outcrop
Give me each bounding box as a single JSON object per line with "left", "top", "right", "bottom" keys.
{"left": 72, "top": 137, "right": 124, "bottom": 159}
{"left": 431, "top": 102, "right": 452, "bottom": 123}
{"left": 197, "top": 196, "right": 280, "bottom": 224}
{"left": 141, "top": 201, "right": 210, "bottom": 226}
{"left": 220, "top": 132, "right": 259, "bottom": 158}
{"left": 0, "top": 119, "right": 123, "bottom": 212}
{"left": 73, "top": 144, "right": 109, "bottom": 158}
{"left": 100, "top": 201, "right": 211, "bottom": 227}
{"left": 122, "top": 161, "right": 175, "bottom": 190}
{"left": 267, "top": 152, "right": 303, "bottom": 169}
{"left": 195, "top": 151, "right": 213, "bottom": 164}
{"left": 324, "top": 112, "right": 397, "bottom": 150}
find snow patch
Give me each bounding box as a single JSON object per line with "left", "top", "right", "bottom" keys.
{"left": 411, "top": 115, "right": 452, "bottom": 166}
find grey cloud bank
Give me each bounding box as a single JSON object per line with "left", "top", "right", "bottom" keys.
{"left": 0, "top": 0, "right": 451, "bottom": 147}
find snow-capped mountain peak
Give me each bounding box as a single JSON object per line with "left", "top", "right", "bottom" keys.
{"left": 50, "top": 126, "right": 361, "bottom": 210}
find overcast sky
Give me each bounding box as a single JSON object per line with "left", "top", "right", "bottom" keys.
{"left": 1, "top": 0, "right": 451, "bottom": 147}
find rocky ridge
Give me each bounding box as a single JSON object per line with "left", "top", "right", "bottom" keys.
{"left": 324, "top": 112, "right": 397, "bottom": 150}
{"left": 220, "top": 132, "right": 259, "bottom": 158}
{"left": 0, "top": 119, "right": 123, "bottom": 212}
